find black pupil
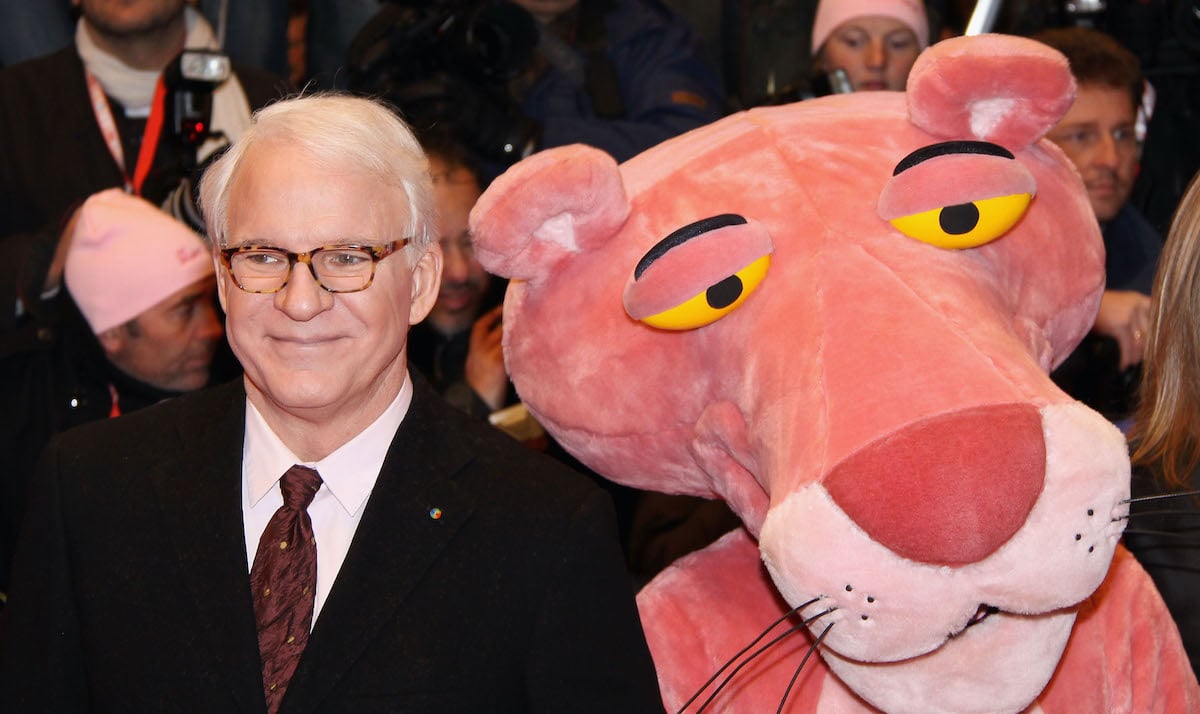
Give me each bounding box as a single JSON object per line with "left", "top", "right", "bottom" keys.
{"left": 706, "top": 275, "right": 743, "bottom": 310}
{"left": 939, "top": 203, "right": 980, "bottom": 235}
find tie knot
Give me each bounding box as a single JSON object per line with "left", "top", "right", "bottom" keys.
{"left": 280, "top": 465, "right": 322, "bottom": 511}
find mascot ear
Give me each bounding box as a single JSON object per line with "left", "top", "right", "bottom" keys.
{"left": 906, "top": 34, "right": 1075, "bottom": 149}
{"left": 469, "top": 145, "right": 631, "bottom": 282}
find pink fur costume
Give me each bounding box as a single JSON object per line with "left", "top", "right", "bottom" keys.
{"left": 470, "top": 34, "right": 1200, "bottom": 713}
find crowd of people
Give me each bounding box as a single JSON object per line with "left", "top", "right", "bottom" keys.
{"left": 1, "top": 0, "right": 1199, "bottom": 708}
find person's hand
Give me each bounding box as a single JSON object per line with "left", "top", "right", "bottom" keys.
{"left": 465, "top": 304, "right": 508, "bottom": 410}
{"left": 1093, "top": 289, "right": 1152, "bottom": 371}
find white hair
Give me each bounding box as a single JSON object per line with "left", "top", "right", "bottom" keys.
{"left": 199, "top": 93, "right": 436, "bottom": 251}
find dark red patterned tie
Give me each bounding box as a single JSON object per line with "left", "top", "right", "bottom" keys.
{"left": 251, "top": 465, "right": 322, "bottom": 713}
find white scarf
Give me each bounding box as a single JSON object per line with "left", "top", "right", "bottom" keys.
{"left": 75, "top": 5, "right": 252, "bottom": 161}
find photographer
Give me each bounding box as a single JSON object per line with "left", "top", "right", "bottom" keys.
{"left": 0, "top": 0, "right": 283, "bottom": 335}
{"left": 349, "top": 0, "right": 725, "bottom": 177}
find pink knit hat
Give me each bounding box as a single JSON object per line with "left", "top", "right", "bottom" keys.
{"left": 65, "top": 188, "right": 213, "bottom": 335}
{"left": 811, "top": 0, "right": 930, "bottom": 55}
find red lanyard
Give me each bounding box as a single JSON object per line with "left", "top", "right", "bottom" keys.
{"left": 85, "top": 71, "right": 168, "bottom": 196}
{"left": 107, "top": 383, "right": 121, "bottom": 418}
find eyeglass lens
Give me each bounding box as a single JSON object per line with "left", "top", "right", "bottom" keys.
{"left": 231, "top": 247, "right": 376, "bottom": 293}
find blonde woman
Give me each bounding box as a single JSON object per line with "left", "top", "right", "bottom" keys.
{"left": 1126, "top": 169, "right": 1200, "bottom": 678}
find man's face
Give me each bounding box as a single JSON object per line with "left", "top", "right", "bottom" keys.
{"left": 218, "top": 141, "right": 441, "bottom": 420}
{"left": 76, "top": 0, "right": 186, "bottom": 39}
{"left": 427, "top": 155, "right": 489, "bottom": 335}
{"left": 1046, "top": 83, "right": 1139, "bottom": 223}
{"left": 100, "top": 274, "right": 222, "bottom": 392}
{"left": 818, "top": 16, "right": 921, "bottom": 92}
{"left": 510, "top": 0, "right": 579, "bottom": 24}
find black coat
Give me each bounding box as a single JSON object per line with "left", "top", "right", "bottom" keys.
{"left": 0, "top": 378, "right": 663, "bottom": 712}
{"left": 1125, "top": 466, "right": 1200, "bottom": 680}
{"left": 0, "top": 294, "right": 194, "bottom": 596}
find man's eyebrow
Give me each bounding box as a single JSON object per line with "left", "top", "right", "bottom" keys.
{"left": 893, "top": 140, "right": 1015, "bottom": 175}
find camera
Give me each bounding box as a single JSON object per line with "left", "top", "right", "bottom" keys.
{"left": 160, "top": 50, "right": 232, "bottom": 233}
{"left": 163, "top": 49, "right": 231, "bottom": 161}
{"left": 347, "top": 0, "right": 541, "bottom": 164}
{"left": 348, "top": 0, "right": 538, "bottom": 94}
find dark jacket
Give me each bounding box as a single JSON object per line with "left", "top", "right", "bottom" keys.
{"left": 0, "top": 294, "right": 192, "bottom": 597}
{"left": 1, "top": 378, "right": 662, "bottom": 712}
{"left": 1050, "top": 203, "right": 1163, "bottom": 422}
{"left": 1124, "top": 465, "right": 1200, "bottom": 679}
{"left": 521, "top": 0, "right": 724, "bottom": 163}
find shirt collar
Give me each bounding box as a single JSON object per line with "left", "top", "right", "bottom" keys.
{"left": 244, "top": 373, "right": 414, "bottom": 516}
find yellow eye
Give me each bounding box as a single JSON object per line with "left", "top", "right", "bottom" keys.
{"left": 641, "top": 255, "right": 771, "bottom": 330}
{"left": 889, "top": 193, "right": 1032, "bottom": 249}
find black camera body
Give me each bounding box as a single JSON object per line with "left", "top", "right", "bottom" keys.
{"left": 159, "top": 49, "right": 232, "bottom": 232}
{"left": 348, "top": 0, "right": 538, "bottom": 107}
{"left": 162, "top": 49, "right": 231, "bottom": 168}
{"left": 347, "top": 0, "right": 542, "bottom": 164}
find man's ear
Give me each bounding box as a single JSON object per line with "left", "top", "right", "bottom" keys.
{"left": 408, "top": 243, "right": 443, "bottom": 325}
{"left": 213, "top": 254, "right": 229, "bottom": 313}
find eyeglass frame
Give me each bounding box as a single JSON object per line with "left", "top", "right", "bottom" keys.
{"left": 217, "top": 239, "right": 410, "bottom": 294}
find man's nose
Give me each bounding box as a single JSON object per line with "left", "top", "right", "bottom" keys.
{"left": 1093, "top": 132, "right": 1121, "bottom": 168}
{"left": 274, "top": 260, "right": 333, "bottom": 320}
{"left": 441, "top": 244, "right": 471, "bottom": 282}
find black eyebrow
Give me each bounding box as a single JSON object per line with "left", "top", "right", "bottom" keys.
{"left": 634, "top": 214, "right": 747, "bottom": 280}
{"left": 893, "top": 141, "right": 1015, "bottom": 176}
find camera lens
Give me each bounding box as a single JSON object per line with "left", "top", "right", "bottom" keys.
{"left": 456, "top": 3, "right": 538, "bottom": 80}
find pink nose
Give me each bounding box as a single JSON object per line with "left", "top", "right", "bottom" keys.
{"left": 823, "top": 403, "right": 1045, "bottom": 565}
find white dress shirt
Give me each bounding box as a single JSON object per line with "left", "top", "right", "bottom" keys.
{"left": 241, "top": 374, "right": 413, "bottom": 624}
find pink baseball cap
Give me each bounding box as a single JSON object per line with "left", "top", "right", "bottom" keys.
{"left": 65, "top": 188, "right": 213, "bottom": 335}
{"left": 811, "top": 0, "right": 930, "bottom": 55}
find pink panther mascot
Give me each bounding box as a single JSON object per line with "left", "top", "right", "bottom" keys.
{"left": 470, "top": 34, "right": 1200, "bottom": 713}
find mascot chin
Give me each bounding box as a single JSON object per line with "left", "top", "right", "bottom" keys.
{"left": 470, "top": 34, "right": 1200, "bottom": 713}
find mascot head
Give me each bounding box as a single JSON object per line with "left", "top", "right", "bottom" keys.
{"left": 472, "top": 35, "right": 1129, "bottom": 713}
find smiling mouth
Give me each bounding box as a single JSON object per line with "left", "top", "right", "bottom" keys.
{"left": 272, "top": 335, "right": 342, "bottom": 347}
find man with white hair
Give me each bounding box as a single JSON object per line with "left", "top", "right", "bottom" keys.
{"left": 1, "top": 94, "right": 661, "bottom": 713}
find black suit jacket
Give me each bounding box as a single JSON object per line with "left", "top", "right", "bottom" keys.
{"left": 0, "top": 379, "right": 662, "bottom": 712}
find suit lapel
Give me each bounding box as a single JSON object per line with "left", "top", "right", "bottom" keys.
{"left": 283, "top": 380, "right": 478, "bottom": 713}
{"left": 152, "top": 381, "right": 267, "bottom": 713}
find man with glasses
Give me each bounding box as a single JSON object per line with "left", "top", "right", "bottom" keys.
{"left": 1036, "top": 27, "right": 1162, "bottom": 425}
{"left": 1, "top": 94, "right": 661, "bottom": 713}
